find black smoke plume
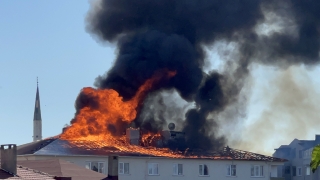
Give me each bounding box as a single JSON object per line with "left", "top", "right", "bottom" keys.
{"left": 72, "top": 0, "right": 320, "bottom": 151}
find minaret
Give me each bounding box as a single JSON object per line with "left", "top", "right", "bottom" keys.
{"left": 33, "top": 78, "right": 42, "bottom": 142}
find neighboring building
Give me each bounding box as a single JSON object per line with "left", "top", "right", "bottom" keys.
{"left": 17, "top": 137, "right": 286, "bottom": 180}
{"left": 17, "top": 159, "right": 108, "bottom": 180}
{"left": 1, "top": 144, "right": 109, "bottom": 180}
{"left": 0, "top": 144, "right": 57, "bottom": 179}
{"left": 273, "top": 135, "right": 320, "bottom": 180}
{"left": 33, "top": 78, "right": 42, "bottom": 142}
{"left": 0, "top": 164, "right": 56, "bottom": 180}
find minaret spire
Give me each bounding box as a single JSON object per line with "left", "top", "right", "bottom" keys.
{"left": 33, "top": 77, "right": 42, "bottom": 142}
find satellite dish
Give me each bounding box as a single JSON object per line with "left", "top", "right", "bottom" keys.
{"left": 168, "top": 123, "right": 175, "bottom": 131}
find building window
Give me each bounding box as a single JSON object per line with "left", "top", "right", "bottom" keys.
{"left": 173, "top": 163, "right": 183, "bottom": 175}
{"left": 299, "top": 150, "right": 302, "bottom": 158}
{"left": 292, "top": 148, "right": 296, "bottom": 158}
{"left": 306, "top": 166, "right": 311, "bottom": 175}
{"left": 119, "top": 162, "right": 129, "bottom": 175}
{"left": 297, "top": 167, "right": 302, "bottom": 176}
{"left": 199, "top": 164, "right": 209, "bottom": 176}
{"left": 251, "top": 165, "right": 263, "bottom": 177}
{"left": 292, "top": 166, "right": 296, "bottom": 176}
{"left": 85, "top": 161, "right": 105, "bottom": 174}
{"left": 284, "top": 166, "right": 290, "bottom": 174}
{"left": 148, "top": 163, "right": 159, "bottom": 175}
{"left": 227, "top": 165, "right": 236, "bottom": 176}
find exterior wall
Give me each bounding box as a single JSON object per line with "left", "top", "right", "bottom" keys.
{"left": 17, "top": 155, "right": 109, "bottom": 175}
{"left": 118, "top": 156, "right": 283, "bottom": 180}
{"left": 291, "top": 144, "right": 304, "bottom": 180}
{"left": 17, "top": 154, "right": 283, "bottom": 179}
{"left": 271, "top": 165, "right": 278, "bottom": 177}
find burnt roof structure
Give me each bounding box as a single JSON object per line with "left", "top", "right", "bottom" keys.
{"left": 219, "top": 146, "right": 286, "bottom": 162}
{"left": 17, "top": 137, "right": 287, "bottom": 162}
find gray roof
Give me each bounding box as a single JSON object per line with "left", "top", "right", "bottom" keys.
{"left": 17, "top": 138, "right": 115, "bottom": 155}
{"left": 274, "top": 139, "right": 317, "bottom": 151}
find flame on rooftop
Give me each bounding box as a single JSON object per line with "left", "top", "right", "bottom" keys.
{"left": 57, "top": 69, "right": 286, "bottom": 161}
{"left": 59, "top": 70, "right": 185, "bottom": 158}
{"left": 61, "top": 70, "right": 176, "bottom": 140}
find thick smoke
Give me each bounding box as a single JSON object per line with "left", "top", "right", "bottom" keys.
{"left": 77, "top": 0, "right": 320, "bottom": 151}
{"left": 134, "top": 90, "right": 190, "bottom": 133}
{"left": 235, "top": 66, "right": 320, "bottom": 155}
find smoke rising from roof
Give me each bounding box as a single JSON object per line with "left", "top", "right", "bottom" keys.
{"left": 72, "top": 0, "right": 320, "bottom": 151}
{"left": 234, "top": 66, "right": 320, "bottom": 155}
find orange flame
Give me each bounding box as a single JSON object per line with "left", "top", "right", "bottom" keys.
{"left": 61, "top": 70, "right": 176, "bottom": 140}
{"left": 58, "top": 70, "right": 233, "bottom": 159}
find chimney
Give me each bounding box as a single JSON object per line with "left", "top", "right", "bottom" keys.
{"left": 1, "top": 144, "right": 17, "bottom": 175}
{"left": 126, "top": 128, "right": 140, "bottom": 145}
{"left": 62, "top": 124, "right": 70, "bottom": 134}
{"left": 108, "top": 156, "right": 118, "bottom": 180}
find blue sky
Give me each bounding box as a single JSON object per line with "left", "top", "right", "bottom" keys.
{"left": 0, "top": 1, "right": 114, "bottom": 144}
{"left": 1, "top": 1, "right": 319, "bottom": 155}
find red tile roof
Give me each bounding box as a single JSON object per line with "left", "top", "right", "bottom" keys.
{"left": 18, "top": 159, "right": 107, "bottom": 180}
{"left": 0, "top": 165, "right": 55, "bottom": 179}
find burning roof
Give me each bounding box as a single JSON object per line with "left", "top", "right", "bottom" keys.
{"left": 17, "top": 137, "right": 286, "bottom": 162}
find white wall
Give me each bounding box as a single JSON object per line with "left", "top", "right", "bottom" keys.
{"left": 271, "top": 165, "right": 278, "bottom": 177}
{"left": 17, "top": 154, "right": 284, "bottom": 179}
{"left": 118, "top": 156, "right": 283, "bottom": 180}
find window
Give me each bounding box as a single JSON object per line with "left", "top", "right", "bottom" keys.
{"left": 227, "top": 165, "right": 236, "bottom": 176}
{"left": 292, "top": 148, "right": 296, "bottom": 158}
{"left": 297, "top": 167, "right": 302, "bottom": 176}
{"left": 251, "top": 165, "right": 263, "bottom": 177}
{"left": 119, "top": 162, "right": 129, "bottom": 175}
{"left": 148, "top": 163, "right": 159, "bottom": 175}
{"left": 299, "top": 150, "right": 302, "bottom": 158}
{"left": 199, "top": 164, "right": 209, "bottom": 176}
{"left": 85, "top": 161, "right": 105, "bottom": 174}
{"left": 284, "top": 166, "right": 290, "bottom": 174}
{"left": 173, "top": 163, "right": 183, "bottom": 175}
{"left": 304, "top": 151, "right": 308, "bottom": 158}
{"left": 306, "top": 166, "right": 310, "bottom": 175}
{"left": 292, "top": 166, "right": 296, "bottom": 176}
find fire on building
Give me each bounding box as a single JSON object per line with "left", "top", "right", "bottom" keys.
{"left": 62, "top": 0, "right": 320, "bottom": 159}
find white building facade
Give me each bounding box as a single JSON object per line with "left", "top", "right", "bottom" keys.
{"left": 118, "top": 156, "right": 283, "bottom": 180}
{"left": 17, "top": 138, "right": 286, "bottom": 180}
{"left": 17, "top": 153, "right": 285, "bottom": 180}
